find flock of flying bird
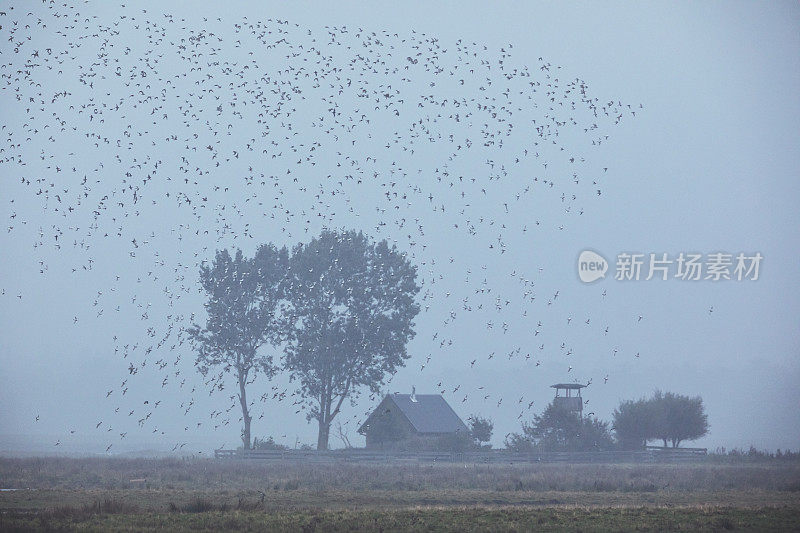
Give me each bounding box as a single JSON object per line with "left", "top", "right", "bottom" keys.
{"left": 2, "top": 2, "right": 647, "bottom": 451}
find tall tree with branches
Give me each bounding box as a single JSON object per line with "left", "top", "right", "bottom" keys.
{"left": 284, "top": 229, "right": 420, "bottom": 450}
{"left": 188, "top": 245, "right": 288, "bottom": 450}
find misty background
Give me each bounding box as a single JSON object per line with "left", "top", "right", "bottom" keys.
{"left": 0, "top": 1, "right": 798, "bottom": 455}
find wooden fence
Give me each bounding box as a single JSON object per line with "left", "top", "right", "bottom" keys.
{"left": 213, "top": 447, "right": 707, "bottom": 463}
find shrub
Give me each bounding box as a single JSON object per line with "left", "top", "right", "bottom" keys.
{"left": 252, "top": 436, "right": 289, "bottom": 451}
{"left": 507, "top": 402, "right": 615, "bottom": 452}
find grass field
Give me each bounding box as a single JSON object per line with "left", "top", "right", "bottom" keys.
{"left": 1, "top": 457, "right": 799, "bottom": 531}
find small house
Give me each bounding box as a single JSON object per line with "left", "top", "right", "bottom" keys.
{"left": 358, "top": 388, "right": 469, "bottom": 449}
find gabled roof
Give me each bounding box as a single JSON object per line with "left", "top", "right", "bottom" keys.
{"left": 359, "top": 394, "right": 468, "bottom": 435}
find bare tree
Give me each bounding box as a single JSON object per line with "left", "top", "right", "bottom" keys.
{"left": 334, "top": 420, "right": 352, "bottom": 449}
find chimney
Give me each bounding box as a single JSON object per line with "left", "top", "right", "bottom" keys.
{"left": 411, "top": 385, "right": 417, "bottom": 402}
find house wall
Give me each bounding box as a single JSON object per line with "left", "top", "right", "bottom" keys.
{"left": 554, "top": 396, "right": 583, "bottom": 412}
{"left": 365, "top": 398, "right": 417, "bottom": 450}
{"left": 363, "top": 404, "right": 417, "bottom": 449}
{"left": 367, "top": 432, "right": 448, "bottom": 451}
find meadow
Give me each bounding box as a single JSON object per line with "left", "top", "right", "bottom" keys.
{"left": 1, "top": 456, "right": 799, "bottom": 531}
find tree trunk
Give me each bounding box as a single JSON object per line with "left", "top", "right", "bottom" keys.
{"left": 317, "top": 420, "right": 330, "bottom": 451}
{"left": 238, "top": 372, "right": 252, "bottom": 450}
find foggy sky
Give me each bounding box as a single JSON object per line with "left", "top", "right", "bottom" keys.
{"left": 1, "top": 1, "right": 798, "bottom": 455}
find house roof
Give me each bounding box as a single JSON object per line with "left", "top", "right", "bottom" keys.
{"left": 359, "top": 394, "right": 469, "bottom": 435}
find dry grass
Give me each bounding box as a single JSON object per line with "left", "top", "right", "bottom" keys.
{"left": 43, "top": 497, "right": 138, "bottom": 520}
{"left": 2, "top": 504, "right": 799, "bottom": 532}
{"left": 1, "top": 457, "right": 799, "bottom": 531}
{"left": 2, "top": 456, "right": 799, "bottom": 492}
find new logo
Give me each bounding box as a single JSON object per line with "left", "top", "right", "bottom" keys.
{"left": 578, "top": 250, "right": 608, "bottom": 283}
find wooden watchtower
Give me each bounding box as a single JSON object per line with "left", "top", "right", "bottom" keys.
{"left": 551, "top": 383, "right": 586, "bottom": 417}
